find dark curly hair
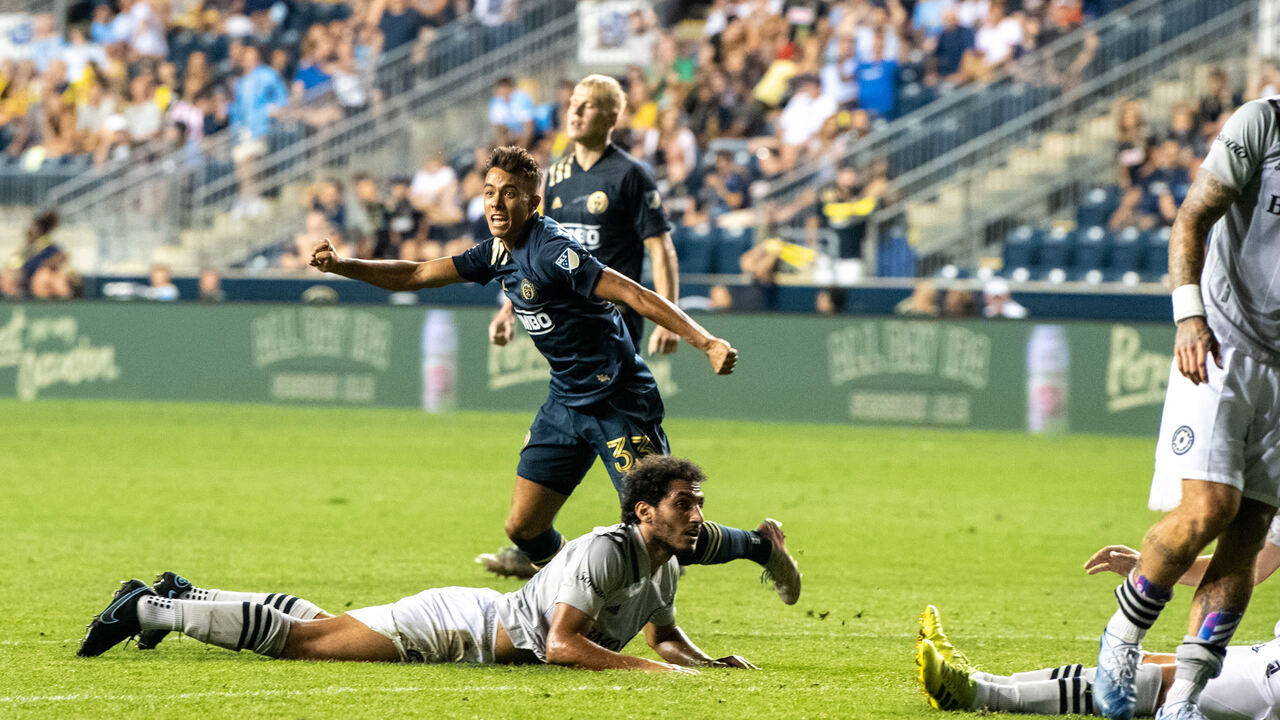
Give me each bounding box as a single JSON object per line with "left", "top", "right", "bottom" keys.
{"left": 486, "top": 145, "right": 542, "bottom": 195}
{"left": 619, "top": 455, "right": 707, "bottom": 525}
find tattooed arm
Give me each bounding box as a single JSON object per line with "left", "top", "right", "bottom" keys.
{"left": 1169, "top": 168, "right": 1237, "bottom": 384}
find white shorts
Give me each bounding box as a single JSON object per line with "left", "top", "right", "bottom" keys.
{"left": 1199, "top": 640, "right": 1280, "bottom": 720}
{"left": 346, "top": 587, "right": 501, "bottom": 664}
{"left": 1150, "top": 346, "right": 1280, "bottom": 512}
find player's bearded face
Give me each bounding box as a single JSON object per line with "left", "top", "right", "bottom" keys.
{"left": 650, "top": 481, "right": 705, "bottom": 554}
{"left": 567, "top": 87, "right": 614, "bottom": 145}
{"left": 483, "top": 167, "right": 539, "bottom": 241}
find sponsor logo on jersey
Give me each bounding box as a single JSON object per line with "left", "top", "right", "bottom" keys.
{"left": 645, "top": 189, "right": 661, "bottom": 209}
{"left": 1267, "top": 659, "right": 1280, "bottom": 678}
{"left": 1216, "top": 133, "right": 1248, "bottom": 160}
{"left": 596, "top": 374, "right": 611, "bottom": 383}
{"left": 587, "top": 191, "right": 609, "bottom": 214}
{"left": 515, "top": 309, "right": 555, "bottom": 336}
{"left": 550, "top": 196, "right": 562, "bottom": 210}
{"left": 559, "top": 223, "right": 601, "bottom": 249}
{"left": 1172, "top": 425, "right": 1195, "bottom": 455}
{"left": 520, "top": 278, "right": 538, "bottom": 301}
{"left": 556, "top": 248, "right": 581, "bottom": 271}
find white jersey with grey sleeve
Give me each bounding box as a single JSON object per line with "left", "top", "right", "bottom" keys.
{"left": 1198, "top": 97, "right": 1280, "bottom": 364}
{"left": 492, "top": 523, "right": 679, "bottom": 661}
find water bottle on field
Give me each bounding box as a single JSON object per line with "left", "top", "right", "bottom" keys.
{"left": 422, "top": 310, "right": 458, "bottom": 412}
{"left": 1026, "top": 324, "right": 1069, "bottom": 434}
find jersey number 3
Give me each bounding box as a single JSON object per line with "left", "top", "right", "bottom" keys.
{"left": 606, "top": 435, "right": 657, "bottom": 473}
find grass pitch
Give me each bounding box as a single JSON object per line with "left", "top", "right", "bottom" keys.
{"left": 1, "top": 399, "right": 1272, "bottom": 719}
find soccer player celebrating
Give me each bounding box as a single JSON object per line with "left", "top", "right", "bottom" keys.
{"left": 916, "top": 605, "right": 1280, "bottom": 719}
{"left": 79, "top": 456, "right": 760, "bottom": 672}
{"left": 488, "top": 73, "right": 680, "bottom": 357}
{"left": 309, "top": 146, "right": 800, "bottom": 604}
{"left": 1093, "top": 97, "right": 1280, "bottom": 720}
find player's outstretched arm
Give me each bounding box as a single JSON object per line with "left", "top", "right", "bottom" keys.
{"left": 1169, "top": 168, "right": 1235, "bottom": 384}
{"left": 544, "top": 603, "right": 697, "bottom": 673}
{"left": 643, "top": 233, "right": 681, "bottom": 356}
{"left": 644, "top": 622, "right": 757, "bottom": 669}
{"left": 309, "top": 238, "right": 463, "bottom": 291}
{"left": 1085, "top": 540, "right": 1280, "bottom": 586}
{"left": 593, "top": 268, "right": 737, "bottom": 375}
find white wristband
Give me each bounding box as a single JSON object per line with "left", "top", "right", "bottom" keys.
{"left": 1172, "top": 284, "right": 1206, "bottom": 323}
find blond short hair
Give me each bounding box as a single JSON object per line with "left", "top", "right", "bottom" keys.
{"left": 576, "top": 74, "right": 627, "bottom": 123}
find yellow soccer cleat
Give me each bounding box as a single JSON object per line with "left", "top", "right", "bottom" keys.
{"left": 916, "top": 638, "right": 978, "bottom": 712}
{"left": 919, "top": 605, "right": 977, "bottom": 672}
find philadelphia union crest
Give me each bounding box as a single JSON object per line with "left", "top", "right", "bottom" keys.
{"left": 1171, "top": 425, "right": 1194, "bottom": 455}
{"left": 520, "top": 278, "right": 537, "bottom": 301}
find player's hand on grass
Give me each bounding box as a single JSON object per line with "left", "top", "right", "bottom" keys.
{"left": 648, "top": 326, "right": 680, "bottom": 356}
{"left": 309, "top": 238, "right": 341, "bottom": 273}
{"left": 709, "top": 655, "right": 757, "bottom": 669}
{"left": 653, "top": 661, "right": 699, "bottom": 675}
{"left": 1174, "top": 316, "right": 1221, "bottom": 386}
{"left": 489, "top": 307, "right": 514, "bottom": 346}
{"left": 706, "top": 338, "right": 737, "bottom": 375}
{"left": 1084, "top": 544, "right": 1139, "bottom": 578}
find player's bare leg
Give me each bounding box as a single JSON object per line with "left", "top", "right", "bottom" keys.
{"left": 1159, "top": 498, "right": 1272, "bottom": 717}
{"left": 477, "top": 476, "right": 570, "bottom": 578}
{"left": 1097, "top": 480, "right": 1241, "bottom": 719}
{"left": 284, "top": 614, "right": 400, "bottom": 661}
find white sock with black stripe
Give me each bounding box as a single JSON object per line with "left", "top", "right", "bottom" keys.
{"left": 137, "top": 598, "right": 294, "bottom": 657}
{"left": 974, "top": 663, "right": 1161, "bottom": 715}
{"left": 179, "top": 588, "right": 325, "bottom": 620}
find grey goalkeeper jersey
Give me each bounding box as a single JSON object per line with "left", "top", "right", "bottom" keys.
{"left": 492, "top": 523, "right": 679, "bottom": 661}
{"left": 1199, "top": 97, "right": 1280, "bottom": 363}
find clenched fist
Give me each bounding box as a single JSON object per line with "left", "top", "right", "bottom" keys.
{"left": 309, "top": 238, "right": 342, "bottom": 273}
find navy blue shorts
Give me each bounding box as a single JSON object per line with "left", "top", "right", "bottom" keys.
{"left": 517, "top": 386, "right": 670, "bottom": 496}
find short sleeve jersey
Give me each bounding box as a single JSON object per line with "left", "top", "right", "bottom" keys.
{"left": 452, "top": 214, "right": 655, "bottom": 406}
{"left": 1198, "top": 97, "right": 1280, "bottom": 363}
{"left": 543, "top": 144, "right": 672, "bottom": 283}
{"left": 493, "top": 523, "right": 679, "bottom": 661}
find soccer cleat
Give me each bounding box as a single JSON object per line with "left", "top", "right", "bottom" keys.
{"left": 78, "top": 579, "right": 155, "bottom": 657}
{"left": 918, "top": 605, "right": 977, "bottom": 673}
{"left": 476, "top": 546, "right": 538, "bottom": 579}
{"left": 1095, "top": 627, "right": 1143, "bottom": 719}
{"left": 916, "top": 638, "right": 978, "bottom": 711}
{"left": 1153, "top": 701, "right": 1209, "bottom": 720}
{"left": 756, "top": 518, "right": 801, "bottom": 605}
{"left": 136, "top": 572, "right": 193, "bottom": 650}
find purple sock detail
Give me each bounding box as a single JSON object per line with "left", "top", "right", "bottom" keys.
{"left": 1134, "top": 575, "right": 1172, "bottom": 601}
{"left": 1196, "top": 611, "right": 1242, "bottom": 643}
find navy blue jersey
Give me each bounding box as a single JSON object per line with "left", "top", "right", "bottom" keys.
{"left": 453, "top": 214, "right": 656, "bottom": 406}
{"left": 543, "top": 144, "right": 672, "bottom": 283}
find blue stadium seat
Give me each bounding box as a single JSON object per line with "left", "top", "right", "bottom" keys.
{"left": 1070, "top": 225, "right": 1110, "bottom": 279}
{"left": 1037, "top": 226, "right": 1075, "bottom": 278}
{"left": 714, "top": 226, "right": 754, "bottom": 274}
{"left": 1142, "top": 227, "right": 1171, "bottom": 280}
{"left": 1106, "top": 226, "right": 1143, "bottom": 281}
{"left": 1001, "top": 225, "right": 1039, "bottom": 276}
{"left": 676, "top": 225, "right": 716, "bottom": 275}
{"left": 1075, "top": 186, "right": 1119, "bottom": 228}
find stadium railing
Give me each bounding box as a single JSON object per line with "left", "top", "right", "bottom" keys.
{"left": 758, "top": 0, "right": 1252, "bottom": 273}
{"left": 46, "top": 5, "right": 579, "bottom": 272}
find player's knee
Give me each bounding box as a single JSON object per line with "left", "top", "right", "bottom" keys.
{"left": 504, "top": 514, "right": 550, "bottom": 541}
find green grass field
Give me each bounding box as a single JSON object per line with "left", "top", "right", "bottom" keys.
{"left": 2, "top": 398, "right": 1273, "bottom": 719}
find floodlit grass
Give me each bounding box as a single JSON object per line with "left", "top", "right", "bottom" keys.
{"left": 1, "top": 399, "right": 1268, "bottom": 718}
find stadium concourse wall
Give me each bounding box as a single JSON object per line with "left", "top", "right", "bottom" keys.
{"left": 0, "top": 303, "right": 1173, "bottom": 436}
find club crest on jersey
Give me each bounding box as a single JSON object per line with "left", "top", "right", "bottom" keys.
{"left": 1172, "top": 425, "right": 1194, "bottom": 455}
{"left": 520, "top": 278, "right": 537, "bottom": 301}
{"left": 587, "top": 191, "right": 609, "bottom": 214}
{"left": 645, "top": 189, "right": 661, "bottom": 209}
{"left": 550, "top": 196, "right": 562, "bottom": 210}
{"left": 556, "top": 248, "right": 581, "bottom": 272}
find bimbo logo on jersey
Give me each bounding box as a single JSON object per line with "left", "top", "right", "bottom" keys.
{"left": 515, "top": 309, "right": 555, "bottom": 335}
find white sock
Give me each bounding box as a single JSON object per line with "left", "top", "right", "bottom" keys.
{"left": 139, "top": 598, "right": 294, "bottom": 657}
{"left": 182, "top": 588, "right": 325, "bottom": 620}
{"left": 973, "top": 664, "right": 1160, "bottom": 715}
{"left": 1164, "top": 640, "right": 1225, "bottom": 707}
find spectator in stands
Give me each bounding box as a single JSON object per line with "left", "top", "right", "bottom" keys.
{"left": 0, "top": 266, "right": 21, "bottom": 299}
{"left": 895, "top": 279, "right": 941, "bottom": 317}
{"left": 1163, "top": 103, "right": 1200, "bottom": 155}
{"left": 167, "top": 77, "right": 205, "bottom": 146}
{"left": 330, "top": 41, "right": 374, "bottom": 117}
{"left": 347, "top": 172, "right": 389, "bottom": 258}
{"left": 198, "top": 86, "right": 230, "bottom": 140}
{"left": 27, "top": 13, "right": 65, "bottom": 72}
{"left": 776, "top": 74, "right": 835, "bottom": 169}
{"left": 956, "top": 0, "right": 991, "bottom": 29}
{"left": 913, "top": 0, "right": 957, "bottom": 40}
{"left": 124, "top": 73, "right": 163, "bottom": 144}
{"left": 474, "top": 0, "right": 520, "bottom": 51}
{"left": 283, "top": 209, "right": 349, "bottom": 270}
{"left": 90, "top": 4, "right": 116, "bottom": 46}
{"left": 808, "top": 162, "right": 883, "bottom": 283}
{"left": 488, "top": 76, "right": 534, "bottom": 148}
{"left": 75, "top": 78, "right": 118, "bottom": 152}
{"left": 983, "top": 278, "right": 1027, "bottom": 319}
{"left": 641, "top": 107, "right": 697, "bottom": 192}
{"left": 122, "top": 0, "right": 170, "bottom": 60}
{"left": 973, "top": 1, "right": 1022, "bottom": 69}
{"left": 145, "top": 263, "right": 179, "bottom": 300}
{"left": 94, "top": 113, "right": 132, "bottom": 165}
{"left": 856, "top": 30, "right": 899, "bottom": 119}
{"left": 63, "top": 27, "right": 107, "bottom": 85}
{"left": 821, "top": 32, "right": 859, "bottom": 109}
{"left": 229, "top": 44, "right": 287, "bottom": 216}
{"left": 181, "top": 51, "right": 212, "bottom": 101}
{"left": 377, "top": 0, "right": 429, "bottom": 57}
{"left": 198, "top": 267, "right": 225, "bottom": 302}
{"left": 1114, "top": 99, "right": 1151, "bottom": 188}
{"left": 943, "top": 288, "right": 978, "bottom": 317}
{"left": 1198, "top": 67, "right": 1240, "bottom": 131}
{"left": 1109, "top": 138, "right": 1189, "bottom": 230}
{"left": 9, "top": 210, "right": 73, "bottom": 300}
{"left": 384, "top": 176, "right": 429, "bottom": 260}
{"left": 308, "top": 178, "right": 347, "bottom": 233}
{"left": 699, "top": 150, "right": 750, "bottom": 218}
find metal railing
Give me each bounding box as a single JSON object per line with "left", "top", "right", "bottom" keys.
{"left": 48, "top": 8, "right": 579, "bottom": 270}
{"left": 762, "top": 0, "right": 1252, "bottom": 207}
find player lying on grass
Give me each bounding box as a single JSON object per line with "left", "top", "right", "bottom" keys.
{"left": 78, "top": 456, "right": 762, "bottom": 673}
{"left": 915, "top": 605, "right": 1280, "bottom": 718}
{"left": 309, "top": 145, "right": 799, "bottom": 604}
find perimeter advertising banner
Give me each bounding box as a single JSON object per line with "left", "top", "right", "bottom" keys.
{"left": 0, "top": 303, "right": 1175, "bottom": 436}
